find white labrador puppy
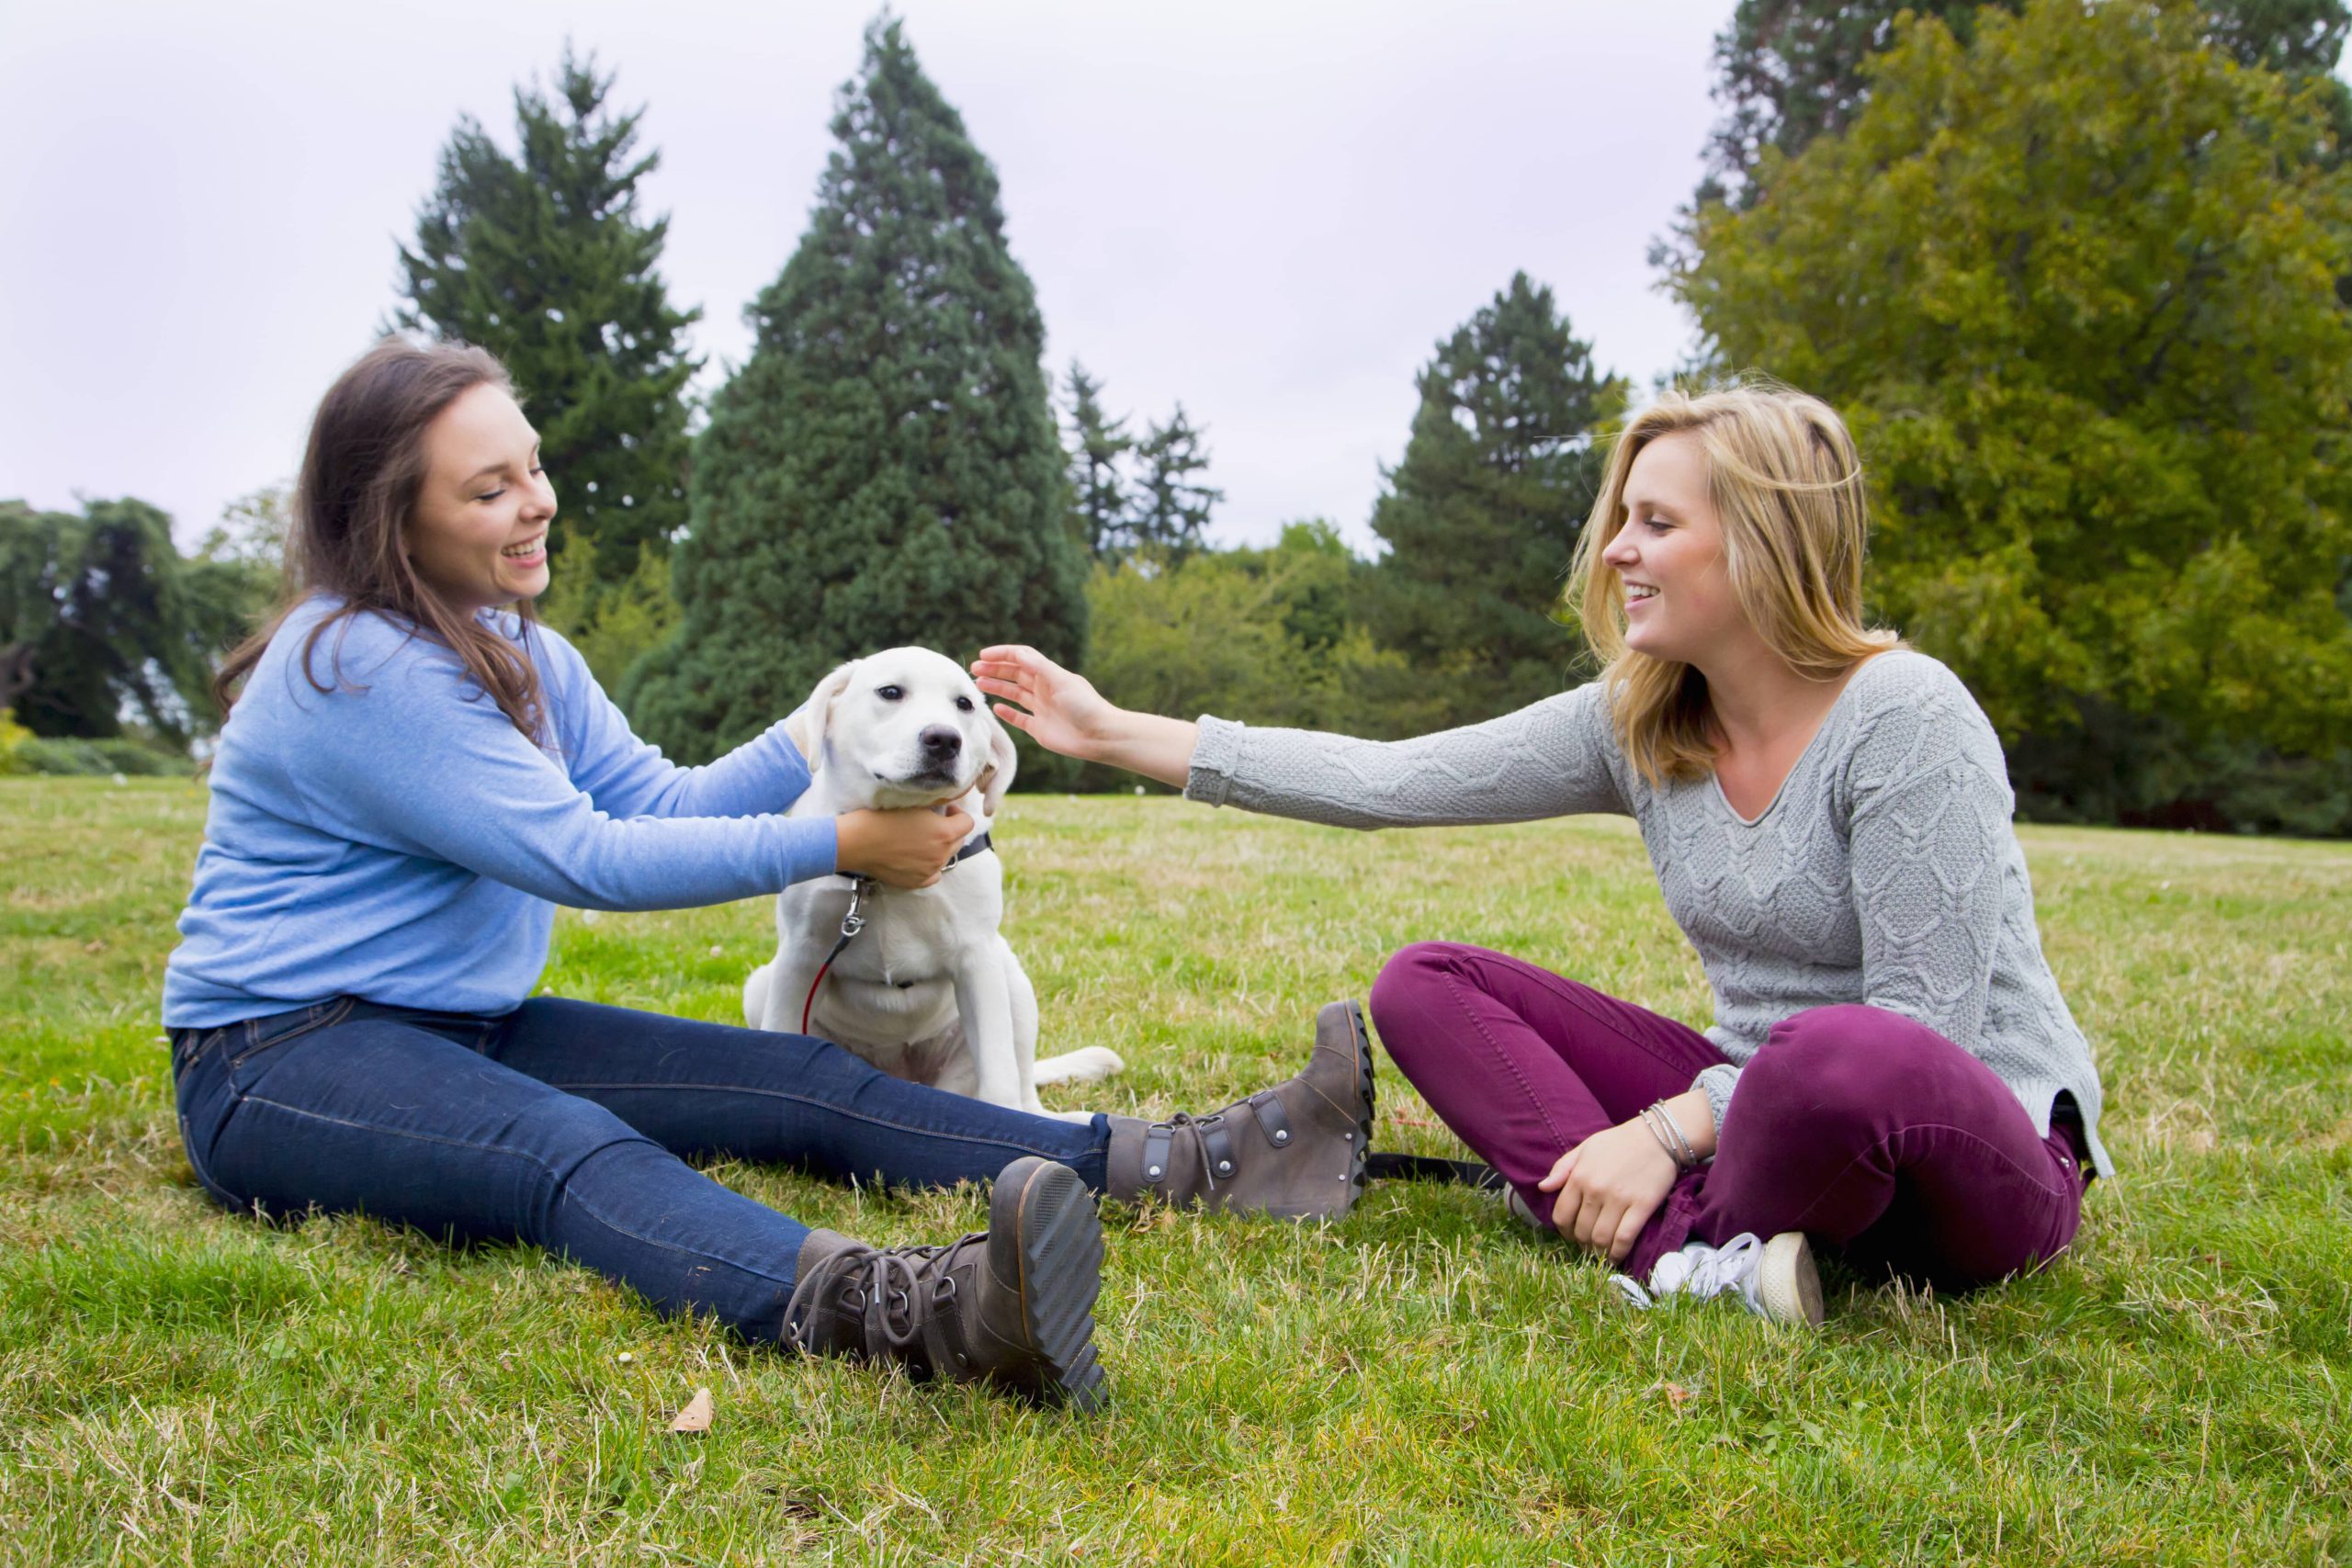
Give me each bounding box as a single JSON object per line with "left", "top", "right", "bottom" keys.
{"left": 743, "top": 648, "right": 1122, "bottom": 1119}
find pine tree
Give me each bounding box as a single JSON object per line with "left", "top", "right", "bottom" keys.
{"left": 1129, "top": 405, "right": 1222, "bottom": 566}
{"left": 396, "top": 45, "right": 699, "bottom": 588}
{"left": 625, "top": 18, "right": 1089, "bottom": 767}
{"left": 1363, "top": 274, "right": 1624, "bottom": 727}
{"left": 1063, "top": 362, "right": 1135, "bottom": 562}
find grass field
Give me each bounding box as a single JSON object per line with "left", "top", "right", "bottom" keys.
{"left": 2, "top": 776, "right": 2347, "bottom": 1565}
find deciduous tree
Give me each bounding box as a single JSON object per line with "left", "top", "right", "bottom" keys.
{"left": 0, "top": 499, "right": 217, "bottom": 745}
{"left": 1672, "top": 0, "right": 2352, "bottom": 828}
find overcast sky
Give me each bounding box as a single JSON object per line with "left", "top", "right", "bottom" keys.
{"left": 1, "top": 0, "right": 1732, "bottom": 554}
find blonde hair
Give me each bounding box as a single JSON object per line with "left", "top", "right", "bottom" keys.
{"left": 1566, "top": 377, "right": 1903, "bottom": 785}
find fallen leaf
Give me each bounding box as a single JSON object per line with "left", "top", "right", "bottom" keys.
{"left": 670, "top": 1387, "right": 714, "bottom": 1435}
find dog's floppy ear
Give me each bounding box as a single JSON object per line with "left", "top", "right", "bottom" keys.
{"left": 784, "top": 661, "right": 858, "bottom": 773}
{"left": 977, "top": 713, "right": 1018, "bottom": 818}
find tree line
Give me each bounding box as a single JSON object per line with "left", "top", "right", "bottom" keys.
{"left": 6, "top": 3, "right": 2348, "bottom": 833}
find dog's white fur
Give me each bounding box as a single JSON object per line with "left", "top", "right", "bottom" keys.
{"left": 743, "top": 648, "right": 1122, "bottom": 1120}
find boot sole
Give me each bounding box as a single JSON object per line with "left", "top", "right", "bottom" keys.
{"left": 1278, "top": 998, "right": 1375, "bottom": 1224}
{"left": 1758, "top": 1231, "right": 1826, "bottom": 1327}
{"left": 991, "top": 1156, "right": 1109, "bottom": 1410}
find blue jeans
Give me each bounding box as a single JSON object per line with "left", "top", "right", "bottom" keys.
{"left": 168, "top": 997, "right": 1110, "bottom": 1345}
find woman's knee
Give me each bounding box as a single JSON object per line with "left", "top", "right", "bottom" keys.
{"left": 1736, "top": 1004, "right": 1952, "bottom": 1126}
{"left": 1367, "top": 942, "right": 1473, "bottom": 1066}
{"left": 512, "top": 1090, "right": 659, "bottom": 1179}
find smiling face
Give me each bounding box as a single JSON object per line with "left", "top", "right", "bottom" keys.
{"left": 799, "top": 648, "right": 1019, "bottom": 811}
{"left": 1599, "top": 430, "right": 1755, "bottom": 669}
{"left": 403, "top": 382, "right": 557, "bottom": 613}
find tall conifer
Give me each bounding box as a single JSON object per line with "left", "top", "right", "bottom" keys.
{"left": 626, "top": 19, "right": 1088, "bottom": 765}
{"left": 1130, "top": 407, "right": 1222, "bottom": 566}
{"left": 396, "top": 46, "right": 699, "bottom": 586}
{"left": 1063, "top": 362, "right": 1135, "bottom": 562}
{"left": 1363, "top": 274, "right": 1623, "bottom": 726}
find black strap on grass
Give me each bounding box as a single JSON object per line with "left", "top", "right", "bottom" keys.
{"left": 1365, "top": 1151, "right": 1503, "bottom": 1190}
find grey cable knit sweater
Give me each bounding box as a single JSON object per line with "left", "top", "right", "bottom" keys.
{"left": 1184, "top": 650, "right": 2111, "bottom": 1177}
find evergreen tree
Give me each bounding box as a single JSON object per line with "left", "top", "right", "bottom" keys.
{"left": 395, "top": 45, "right": 699, "bottom": 588}
{"left": 1363, "top": 274, "right": 1625, "bottom": 727}
{"left": 1672, "top": 0, "right": 2352, "bottom": 830}
{"left": 1129, "top": 405, "right": 1222, "bottom": 566}
{"left": 625, "top": 19, "right": 1089, "bottom": 768}
{"left": 1063, "top": 361, "right": 1135, "bottom": 562}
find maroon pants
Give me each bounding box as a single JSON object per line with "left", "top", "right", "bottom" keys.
{"left": 1368, "top": 942, "right": 2086, "bottom": 1290}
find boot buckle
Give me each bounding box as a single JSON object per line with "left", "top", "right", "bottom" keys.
{"left": 1142, "top": 1123, "right": 1174, "bottom": 1186}
{"left": 1247, "top": 1090, "right": 1294, "bottom": 1149}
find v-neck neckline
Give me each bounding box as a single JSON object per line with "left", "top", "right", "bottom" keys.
{"left": 1707, "top": 655, "right": 1885, "bottom": 827}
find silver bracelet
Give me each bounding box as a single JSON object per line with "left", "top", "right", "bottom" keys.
{"left": 1657, "top": 1101, "right": 1700, "bottom": 1166}
{"left": 1640, "top": 1103, "right": 1696, "bottom": 1170}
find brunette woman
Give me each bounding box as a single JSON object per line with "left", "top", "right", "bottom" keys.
{"left": 165, "top": 339, "right": 1372, "bottom": 1410}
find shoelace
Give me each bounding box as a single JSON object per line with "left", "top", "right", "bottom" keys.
{"left": 1651, "top": 1232, "right": 1764, "bottom": 1305}
{"left": 785, "top": 1236, "right": 974, "bottom": 1355}
{"left": 1151, "top": 1111, "right": 1225, "bottom": 1192}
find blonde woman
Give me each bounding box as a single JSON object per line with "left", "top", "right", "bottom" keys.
{"left": 973, "top": 380, "right": 2109, "bottom": 1324}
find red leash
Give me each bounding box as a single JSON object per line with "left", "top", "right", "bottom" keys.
{"left": 791, "top": 834, "right": 993, "bottom": 1034}
{"left": 800, "top": 877, "right": 871, "bottom": 1034}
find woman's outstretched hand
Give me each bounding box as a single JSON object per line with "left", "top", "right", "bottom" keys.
{"left": 968, "top": 645, "right": 1119, "bottom": 760}
{"left": 969, "top": 645, "right": 1201, "bottom": 787}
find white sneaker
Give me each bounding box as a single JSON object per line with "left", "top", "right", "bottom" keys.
{"left": 1503, "top": 1186, "right": 1551, "bottom": 1232}
{"left": 1610, "top": 1231, "right": 1825, "bottom": 1326}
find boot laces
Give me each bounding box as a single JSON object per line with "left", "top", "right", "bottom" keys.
{"left": 1153, "top": 1111, "right": 1226, "bottom": 1191}
{"left": 785, "top": 1235, "right": 977, "bottom": 1355}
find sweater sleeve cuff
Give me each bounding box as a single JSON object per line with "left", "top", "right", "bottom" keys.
{"left": 778, "top": 816, "right": 841, "bottom": 888}
{"left": 1183, "top": 716, "right": 1242, "bottom": 807}
{"left": 1693, "top": 1064, "right": 1740, "bottom": 1139}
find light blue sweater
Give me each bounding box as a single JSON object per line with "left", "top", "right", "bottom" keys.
{"left": 163, "top": 597, "right": 838, "bottom": 1028}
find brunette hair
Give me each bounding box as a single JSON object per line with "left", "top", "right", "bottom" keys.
{"left": 1566, "top": 378, "right": 1904, "bottom": 784}
{"left": 213, "top": 337, "right": 548, "bottom": 740}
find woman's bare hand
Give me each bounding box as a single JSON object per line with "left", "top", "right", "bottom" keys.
{"left": 1536, "top": 1118, "right": 1681, "bottom": 1263}
{"left": 968, "top": 645, "right": 1121, "bottom": 760}
{"left": 969, "top": 645, "right": 1200, "bottom": 787}
{"left": 834, "top": 806, "right": 971, "bottom": 889}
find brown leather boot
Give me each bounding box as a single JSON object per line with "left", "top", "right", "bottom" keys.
{"left": 783, "top": 1156, "right": 1107, "bottom": 1410}
{"left": 1104, "top": 999, "right": 1375, "bottom": 1222}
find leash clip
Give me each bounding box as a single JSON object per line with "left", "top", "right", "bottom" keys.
{"left": 840, "top": 877, "right": 870, "bottom": 940}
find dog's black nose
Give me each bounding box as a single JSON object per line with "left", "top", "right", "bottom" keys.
{"left": 919, "top": 726, "right": 963, "bottom": 756}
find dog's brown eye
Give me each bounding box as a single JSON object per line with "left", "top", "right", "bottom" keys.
{"left": 876, "top": 685, "right": 903, "bottom": 702}
{"left": 955, "top": 696, "right": 975, "bottom": 712}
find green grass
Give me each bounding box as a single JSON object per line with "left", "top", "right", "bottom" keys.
{"left": 2, "top": 777, "right": 2347, "bottom": 1565}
